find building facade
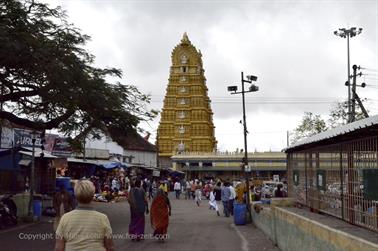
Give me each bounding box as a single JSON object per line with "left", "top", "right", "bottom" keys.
{"left": 171, "top": 151, "right": 287, "bottom": 181}
{"left": 85, "top": 133, "right": 157, "bottom": 167}
{"left": 157, "top": 33, "right": 217, "bottom": 166}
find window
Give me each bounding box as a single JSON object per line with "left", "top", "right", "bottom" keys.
{"left": 181, "top": 55, "right": 188, "bottom": 64}
{"left": 181, "top": 66, "right": 187, "bottom": 73}
{"left": 179, "top": 86, "right": 187, "bottom": 93}
{"left": 178, "top": 98, "right": 186, "bottom": 105}
{"left": 180, "top": 76, "right": 187, "bottom": 82}
{"left": 178, "top": 126, "right": 185, "bottom": 134}
{"left": 178, "top": 111, "right": 185, "bottom": 119}
{"left": 178, "top": 142, "right": 185, "bottom": 152}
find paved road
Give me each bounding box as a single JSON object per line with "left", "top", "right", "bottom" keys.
{"left": 0, "top": 194, "right": 280, "bottom": 251}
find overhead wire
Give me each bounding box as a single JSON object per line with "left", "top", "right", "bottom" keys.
{"left": 360, "top": 67, "right": 378, "bottom": 72}
{"left": 362, "top": 73, "right": 378, "bottom": 77}
{"left": 148, "top": 96, "right": 378, "bottom": 105}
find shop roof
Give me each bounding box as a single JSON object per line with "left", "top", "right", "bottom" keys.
{"left": 19, "top": 150, "right": 57, "bottom": 158}
{"left": 67, "top": 157, "right": 130, "bottom": 169}
{"left": 108, "top": 128, "right": 157, "bottom": 152}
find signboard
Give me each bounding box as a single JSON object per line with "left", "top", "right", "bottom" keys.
{"left": 293, "top": 170, "right": 299, "bottom": 186}
{"left": 51, "top": 137, "right": 72, "bottom": 157}
{"left": 316, "top": 170, "right": 326, "bottom": 191}
{"left": 153, "top": 170, "right": 160, "bottom": 177}
{"left": 44, "top": 134, "right": 59, "bottom": 152}
{"left": 363, "top": 169, "right": 378, "bottom": 200}
{"left": 14, "top": 128, "right": 42, "bottom": 147}
{"left": 273, "top": 174, "right": 280, "bottom": 182}
{"left": 245, "top": 165, "right": 251, "bottom": 172}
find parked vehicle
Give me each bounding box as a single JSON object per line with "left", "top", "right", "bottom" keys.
{"left": 0, "top": 195, "right": 17, "bottom": 229}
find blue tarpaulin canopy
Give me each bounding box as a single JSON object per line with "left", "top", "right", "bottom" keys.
{"left": 100, "top": 161, "right": 129, "bottom": 169}
{"left": 169, "top": 169, "right": 185, "bottom": 177}
{"left": 67, "top": 157, "right": 129, "bottom": 170}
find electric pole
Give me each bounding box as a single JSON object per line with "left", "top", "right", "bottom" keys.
{"left": 334, "top": 27, "right": 363, "bottom": 123}
{"left": 350, "top": 64, "right": 368, "bottom": 120}
{"left": 351, "top": 65, "right": 357, "bottom": 122}
{"left": 287, "top": 131, "right": 290, "bottom": 147}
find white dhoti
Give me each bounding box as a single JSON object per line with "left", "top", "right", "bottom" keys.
{"left": 209, "top": 192, "right": 219, "bottom": 211}
{"left": 195, "top": 189, "right": 202, "bottom": 204}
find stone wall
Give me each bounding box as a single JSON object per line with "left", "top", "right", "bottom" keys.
{"left": 251, "top": 200, "right": 378, "bottom": 251}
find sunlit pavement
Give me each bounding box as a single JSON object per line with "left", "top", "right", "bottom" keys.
{"left": 0, "top": 194, "right": 279, "bottom": 251}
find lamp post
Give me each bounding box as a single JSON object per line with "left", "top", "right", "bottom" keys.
{"left": 228, "top": 71, "right": 259, "bottom": 223}
{"left": 334, "top": 27, "right": 362, "bottom": 123}
{"left": 28, "top": 131, "right": 38, "bottom": 218}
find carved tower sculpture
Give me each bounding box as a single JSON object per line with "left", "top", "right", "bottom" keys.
{"left": 157, "top": 33, "right": 217, "bottom": 165}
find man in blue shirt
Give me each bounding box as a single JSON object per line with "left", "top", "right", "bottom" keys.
{"left": 221, "top": 182, "right": 231, "bottom": 217}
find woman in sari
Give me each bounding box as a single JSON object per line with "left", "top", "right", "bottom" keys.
{"left": 53, "top": 185, "right": 74, "bottom": 231}
{"left": 150, "top": 189, "right": 171, "bottom": 242}
{"left": 128, "top": 179, "right": 149, "bottom": 241}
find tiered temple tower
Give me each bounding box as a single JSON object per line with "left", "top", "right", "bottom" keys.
{"left": 157, "top": 33, "right": 217, "bottom": 165}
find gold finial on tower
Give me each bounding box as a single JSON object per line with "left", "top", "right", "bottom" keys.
{"left": 181, "top": 32, "right": 190, "bottom": 44}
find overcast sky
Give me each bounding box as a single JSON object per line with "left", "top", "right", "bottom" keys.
{"left": 51, "top": 0, "right": 378, "bottom": 152}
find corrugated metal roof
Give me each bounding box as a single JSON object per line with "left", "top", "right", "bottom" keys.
{"left": 285, "top": 114, "right": 378, "bottom": 151}
{"left": 19, "top": 150, "right": 57, "bottom": 158}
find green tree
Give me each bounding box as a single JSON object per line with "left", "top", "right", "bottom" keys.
{"left": 291, "top": 112, "right": 327, "bottom": 144}
{"left": 0, "top": 0, "right": 157, "bottom": 148}
{"left": 290, "top": 100, "right": 369, "bottom": 144}
{"left": 328, "top": 100, "right": 368, "bottom": 128}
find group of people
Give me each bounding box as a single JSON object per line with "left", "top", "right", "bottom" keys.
{"left": 170, "top": 179, "right": 238, "bottom": 217}
{"left": 207, "top": 181, "right": 236, "bottom": 217}
{"left": 54, "top": 178, "right": 172, "bottom": 251}
{"left": 52, "top": 175, "right": 288, "bottom": 251}
{"left": 128, "top": 179, "right": 172, "bottom": 242}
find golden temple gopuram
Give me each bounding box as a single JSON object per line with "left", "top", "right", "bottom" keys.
{"left": 157, "top": 33, "right": 217, "bottom": 163}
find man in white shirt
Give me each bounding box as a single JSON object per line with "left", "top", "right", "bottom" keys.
{"left": 111, "top": 177, "right": 120, "bottom": 192}
{"left": 174, "top": 180, "right": 182, "bottom": 199}
{"left": 185, "top": 180, "right": 191, "bottom": 199}
{"left": 229, "top": 184, "right": 236, "bottom": 216}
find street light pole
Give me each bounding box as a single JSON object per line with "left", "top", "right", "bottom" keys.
{"left": 28, "top": 131, "right": 37, "bottom": 218}
{"left": 228, "top": 71, "right": 259, "bottom": 224}
{"left": 334, "top": 27, "right": 362, "bottom": 123}
{"left": 347, "top": 33, "right": 351, "bottom": 122}
{"left": 241, "top": 72, "right": 251, "bottom": 223}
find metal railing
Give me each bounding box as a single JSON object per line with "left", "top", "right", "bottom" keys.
{"left": 288, "top": 135, "right": 378, "bottom": 232}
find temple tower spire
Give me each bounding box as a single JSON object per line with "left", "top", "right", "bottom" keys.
{"left": 157, "top": 34, "right": 217, "bottom": 165}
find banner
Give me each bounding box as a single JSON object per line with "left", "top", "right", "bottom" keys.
{"left": 13, "top": 128, "right": 42, "bottom": 147}
{"left": 1, "top": 126, "right": 14, "bottom": 148}
{"left": 51, "top": 137, "right": 72, "bottom": 157}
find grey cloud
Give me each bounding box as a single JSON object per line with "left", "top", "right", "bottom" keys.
{"left": 56, "top": 0, "right": 377, "bottom": 121}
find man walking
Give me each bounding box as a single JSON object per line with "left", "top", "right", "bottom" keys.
{"left": 214, "top": 182, "right": 222, "bottom": 215}
{"left": 185, "top": 180, "right": 191, "bottom": 199}
{"left": 229, "top": 183, "right": 236, "bottom": 216}
{"left": 174, "top": 180, "right": 181, "bottom": 199}
{"left": 221, "top": 182, "right": 231, "bottom": 217}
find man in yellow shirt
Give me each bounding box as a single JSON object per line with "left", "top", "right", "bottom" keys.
{"left": 159, "top": 181, "right": 168, "bottom": 195}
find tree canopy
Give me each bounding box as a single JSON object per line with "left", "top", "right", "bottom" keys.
{"left": 327, "top": 100, "right": 367, "bottom": 129}
{"left": 291, "top": 101, "right": 368, "bottom": 144}
{"left": 291, "top": 112, "right": 327, "bottom": 144}
{"left": 0, "top": 0, "right": 157, "bottom": 146}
